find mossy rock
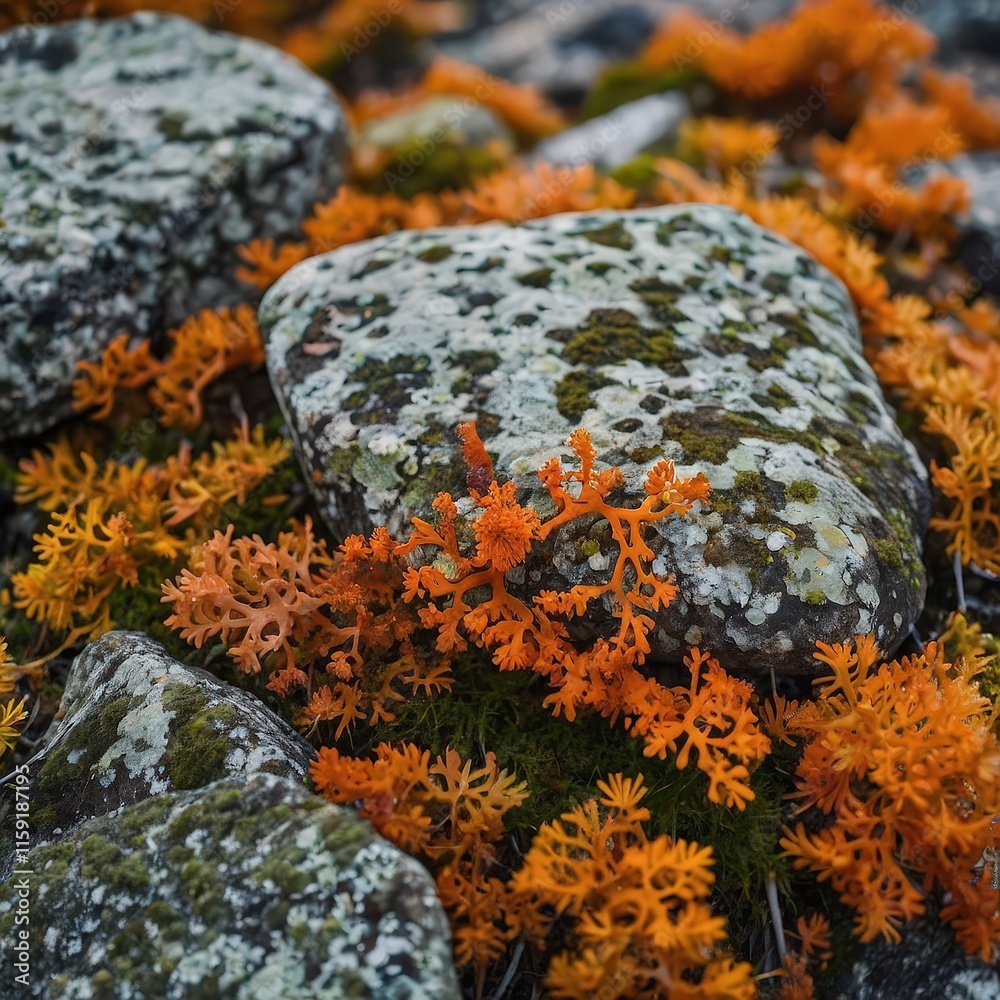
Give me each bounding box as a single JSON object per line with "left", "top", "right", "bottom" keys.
{"left": 1, "top": 632, "right": 314, "bottom": 876}
{"left": 0, "top": 775, "right": 458, "bottom": 999}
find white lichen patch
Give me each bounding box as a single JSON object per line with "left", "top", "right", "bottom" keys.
{"left": 261, "top": 203, "right": 929, "bottom": 674}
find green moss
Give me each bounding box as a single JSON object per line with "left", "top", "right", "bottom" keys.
{"left": 585, "top": 261, "right": 615, "bottom": 276}
{"left": 515, "top": 267, "right": 554, "bottom": 288}
{"left": 785, "top": 480, "right": 819, "bottom": 503}
{"left": 161, "top": 686, "right": 237, "bottom": 790}
{"left": 328, "top": 443, "right": 362, "bottom": 477}
{"left": 803, "top": 590, "right": 827, "bottom": 605}
{"left": 372, "top": 651, "right": 791, "bottom": 964}
{"left": 660, "top": 412, "right": 738, "bottom": 465}
{"left": 628, "top": 445, "right": 664, "bottom": 463}
{"left": 582, "top": 60, "right": 704, "bottom": 118}
{"left": 81, "top": 835, "right": 150, "bottom": 895}
{"left": 560, "top": 307, "right": 681, "bottom": 369}
{"left": 554, "top": 370, "right": 612, "bottom": 421}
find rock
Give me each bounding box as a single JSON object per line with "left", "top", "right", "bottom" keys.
{"left": 915, "top": 0, "right": 1000, "bottom": 54}
{"left": 530, "top": 93, "right": 688, "bottom": 170}
{"left": 353, "top": 96, "right": 515, "bottom": 196}
{"left": 0, "top": 13, "right": 348, "bottom": 442}
{"left": 2, "top": 631, "right": 315, "bottom": 865}
{"left": 260, "top": 203, "right": 929, "bottom": 674}
{"left": 0, "top": 773, "right": 460, "bottom": 999}
{"left": 830, "top": 904, "right": 1000, "bottom": 999}
{"left": 435, "top": 0, "right": 668, "bottom": 105}
{"left": 920, "top": 153, "right": 1000, "bottom": 299}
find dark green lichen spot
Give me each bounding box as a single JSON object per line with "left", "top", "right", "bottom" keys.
{"left": 561, "top": 308, "right": 681, "bottom": 369}
{"left": 416, "top": 244, "right": 453, "bottom": 263}
{"left": 516, "top": 267, "right": 554, "bottom": 288}
{"left": 448, "top": 350, "right": 500, "bottom": 394}
{"left": 586, "top": 261, "right": 615, "bottom": 276}
{"left": 629, "top": 277, "right": 688, "bottom": 326}
{"left": 332, "top": 293, "right": 396, "bottom": 329}
{"left": 574, "top": 220, "right": 634, "bottom": 250}
{"left": 353, "top": 256, "right": 395, "bottom": 277}
{"left": 342, "top": 353, "right": 432, "bottom": 424}
{"left": 328, "top": 444, "right": 361, "bottom": 477}
{"left": 554, "top": 371, "right": 612, "bottom": 421}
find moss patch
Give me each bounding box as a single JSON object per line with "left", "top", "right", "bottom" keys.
{"left": 554, "top": 370, "right": 613, "bottom": 421}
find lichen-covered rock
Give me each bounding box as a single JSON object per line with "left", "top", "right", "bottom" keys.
{"left": 261, "top": 203, "right": 929, "bottom": 674}
{"left": 3, "top": 631, "right": 314, "bottom": 863}
{"left": 830, "top": 904, "right": 1000, "bottom": 999}
{"left": 354, "top": 97, "right": 514, "bottom": 197}
{"left": 0, "top": 12, "right": 348, "bottom": 441}
{"left": 0, "top": 773, "right": 460, "bottom": 999}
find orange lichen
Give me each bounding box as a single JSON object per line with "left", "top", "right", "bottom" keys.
{"left": 73, "top": 306, "right": 264, "bottom": 429}
{"left": 507, "top": 773, "right": 756, "bottom": 999}
{"left": 311, "top": 741, "right": 527, "bottom": 975}
{"left": 779, "top": 636, "right": 1000, "bottom": 957}
{"left": 642, "top": 0, "right": 933, "bottom": 114}
{"left": 677, "top": 117, "right": 778, "bottom": 176}
{"left": 163, "top": 518, "right": 451, "bottom": 731}
{"left": 13, "top": 423, "right": 290, "bottom": 644}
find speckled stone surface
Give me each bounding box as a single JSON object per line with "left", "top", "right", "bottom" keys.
{"left": 261, "top": 203, "right": 929, "bottom": 674}
{"left": 0, "top": 12, "right": 348, "bottom": 441}
{"left": 0, "top": 773, "right": 460, "bottom": 999}
{"left": 831, "top": 902, "right": 1000, "bottom": 1000}
{"left": 0, "top": 631, "right": 315, "bottom": 872}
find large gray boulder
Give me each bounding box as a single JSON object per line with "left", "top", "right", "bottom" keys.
{"left": 0, "top": 773, "right": 460, "bottom": 999}
{"left": 260, "top": 203, "right": 929, "bottom": 675}
{"left": 0, "top": 13, "right": 348, "bottom": 440}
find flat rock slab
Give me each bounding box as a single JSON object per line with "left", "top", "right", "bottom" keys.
{"left": 0, "top": 773, "right": 460, "bottom": 999}
{"left": 3, "top": 631, "right": 315, "bottom": 863}
{"left": 261, "top": 203, "right": 929, "bottom": 674}
{"left": 0, "top": 12, "right": 348, "bottom": 441}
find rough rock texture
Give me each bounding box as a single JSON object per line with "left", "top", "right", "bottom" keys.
{"left": 1, "top": 631, "right": 315, "bottom": 868}
{"left": 0, "top": 13, "right": 348, "bottom": 441}
{"left": 0, "top": 773, "right": 460, "bottom": 999}
{"left": 830, "top": 905, "right": 1000, "bottom": 999}
{"left": 530, "top": 93, "right": 688, "bottom": 170}
{"left": 261, "top": 203, "right": 929, "bottom": 674}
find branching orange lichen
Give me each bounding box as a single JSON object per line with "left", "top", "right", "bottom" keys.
{"left": 507, "top": 773, "right": 756, "bottom": 999}
{"left": 163, "top": 519, "right": 451, "bottom": 731}
{"left": 13, "top": 424, "right": 290, "bottom": 643}
{"left": 642, "top": 0, "right": 933, "bottom": 113}
{"left": 676, "top": 117, "right": 778, "bottom": 176}
{"left": 311, "top": 741, "right": 527, "bottom": 974}
{"left": 779, "top": 636, "right": 1000, "bottom": 957}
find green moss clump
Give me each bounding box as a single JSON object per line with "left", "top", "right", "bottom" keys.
{"left": 561, "top": 308, "right": 680, "bottom": 368}
{"left": 785, "top": 479, "right": 819, "bottom": 503}
{"left": 162, "top": 686, "right": 237, "bottom": 790}
{"left": 342, "top": 353, "right": 432, "bottom": 422}
{"left": 554, "top": 370, "right": 612, "bottom": 421}
{"left": 582, "top": 61, "right": 704, "bottom": 118}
